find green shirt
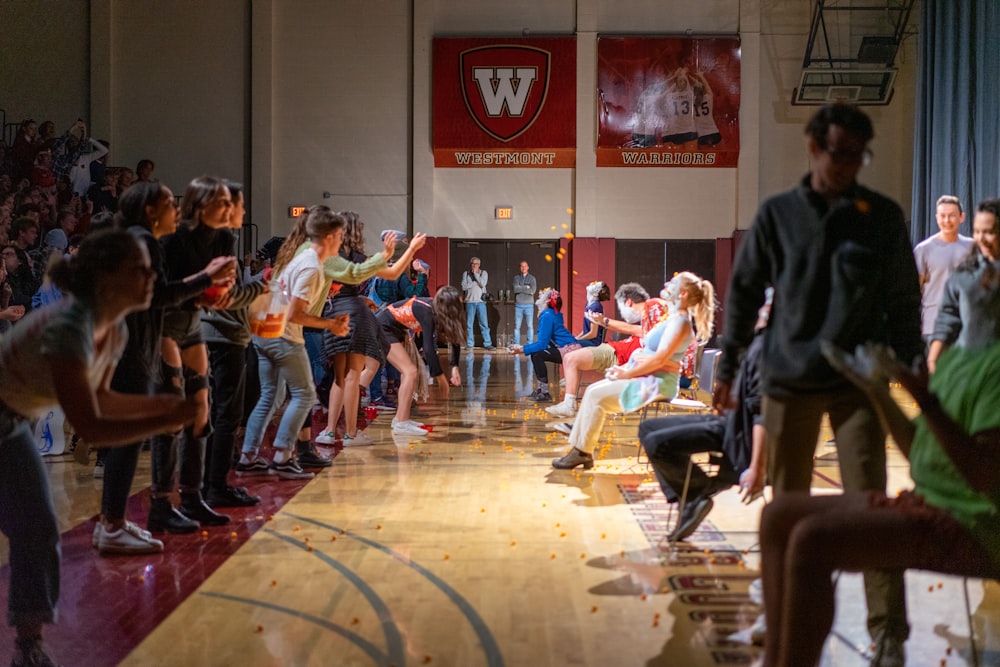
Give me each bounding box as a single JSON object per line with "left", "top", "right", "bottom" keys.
{"left": 910, "top": 341, "right": 1000, "bottom": 567}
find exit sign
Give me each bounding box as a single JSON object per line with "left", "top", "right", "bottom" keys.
{"left": 495, "top": 206, "right": 513, "bottom": 220}
{"left": 288, "top": 206, "right": 307, "bottom": 218}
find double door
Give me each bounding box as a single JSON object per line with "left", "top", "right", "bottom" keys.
{"left": 451, "top": 240, "right": 558, "bottom": 347}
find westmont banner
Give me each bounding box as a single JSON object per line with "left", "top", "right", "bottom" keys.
{"left": 433, "top": 37, "right": 576, "bottom": 168}
{"left": 597, "top": 37, "right": 740, "bottom": 167}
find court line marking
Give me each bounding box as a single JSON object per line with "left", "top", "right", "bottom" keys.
{"left": 286, "top": 512, "right": 506, "bottom": 667}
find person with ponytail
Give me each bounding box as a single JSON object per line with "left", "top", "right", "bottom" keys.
{"left": 237, "top": 206, "right": 350, "bottom": 478}
{"left": 552, "top": 272, "right": 716, "bottom": 470}
{"left": 0, "top": 230, "right": 199, "bottom": 666}
{"left": 97, "top": 181, "right": 235, "bottom": 553}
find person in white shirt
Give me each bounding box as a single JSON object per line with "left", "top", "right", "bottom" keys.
{"left": 237, "top": 207, "right": 350, "bottom": 479}
{"left": 913, "top": 194, "right": 974, "bottom": 346}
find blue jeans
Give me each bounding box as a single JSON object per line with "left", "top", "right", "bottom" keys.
{"left": 0, "top": 416, "right": 60, "bottom": 626}
{"left": 303, "top": 329, "right": 327, "bottom": 386}
{"left": 466, "top": 302, "right": 492, "bottom": 347}
{"left": 242, "top": 336, "right": 316, "bottom": 456}
{"left": 513, "top": 304, "right": 534, "bottom": 345}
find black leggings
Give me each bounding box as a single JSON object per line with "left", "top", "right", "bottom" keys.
{"left": 530, "top": 346, "right": 563, "bottom": 383}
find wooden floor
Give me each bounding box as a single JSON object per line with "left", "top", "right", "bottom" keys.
{"left": 2, "top": 351, "right": 998, "bottom": 666}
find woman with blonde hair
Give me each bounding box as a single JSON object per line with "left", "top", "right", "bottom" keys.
{"left": 552, "top": 271, "right": 716, "bottom": 469}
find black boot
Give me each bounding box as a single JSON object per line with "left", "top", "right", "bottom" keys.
{"left": 205, "top": 485, "right": 261, "bottom": 508}
{"left": 180, "top": 492, "right": 231, "bottom": 526}
{"left": 148, "top": 496, "right": 200, "bottom": 534}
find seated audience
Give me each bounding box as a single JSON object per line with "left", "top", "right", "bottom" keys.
{"left": 551, "top": 272, "right": 716, "bottom": 470}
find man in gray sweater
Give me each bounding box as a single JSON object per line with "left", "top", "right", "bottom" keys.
{"left": 512, "top": 260, "right": 537, "bottom": 345}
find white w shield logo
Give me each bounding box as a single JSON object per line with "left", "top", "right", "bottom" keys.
{"left": 461, "top": 45, "right": 551, "bottom": 142}
{"left": 472, "top": 68, "right": 538, "bottom": 117}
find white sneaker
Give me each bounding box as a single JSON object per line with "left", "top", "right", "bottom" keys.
{"left": 96, "top": 521, "right": 164, "bottom": 555}
{"left": 342, "top": 431, "right": 375, "bottom": 447}
{"left": 92, "top": 520, "right": 153, "bottom": 548}
{"left": 552, "top": 422, "right": 572, "bottom": 436}
{"left": 545, "top": 400, "right": 576, "bottom": 418}
{"left": 314, "top": 429, "right": 340, "bottom": 445}
{"left": 392, "top": 418, "right": 429, "bottom": 436}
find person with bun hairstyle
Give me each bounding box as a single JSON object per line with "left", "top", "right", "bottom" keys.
{"left": 0, "top": 230, "right": 199, "bottom": 666}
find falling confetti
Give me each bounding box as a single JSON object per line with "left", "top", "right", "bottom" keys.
{"left": 566, "top": 208, "right": 573, "bottom": 214}
{"left": 561, "top": 223, "right": 569, "bottom": 229}
{"left": 545, "top": 254, "right": 552, "bottom": 262}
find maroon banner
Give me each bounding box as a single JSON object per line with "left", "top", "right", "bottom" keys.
{"left": 597, "top": 37, "right": 740, "bottom": 167}
{"left": 433, "top": 37, "right": 576, "bottom": 168}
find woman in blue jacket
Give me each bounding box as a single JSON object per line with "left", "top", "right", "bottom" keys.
{"left": 511, "top": 288, "right": 578, "bottom": 402}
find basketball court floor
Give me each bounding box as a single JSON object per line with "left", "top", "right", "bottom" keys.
{"left": 2, "top": 351, "right": 996, "bottom": 666}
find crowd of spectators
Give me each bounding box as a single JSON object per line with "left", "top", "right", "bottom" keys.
{"left": 0, "top": 115, "right": 156, "bottom": 330}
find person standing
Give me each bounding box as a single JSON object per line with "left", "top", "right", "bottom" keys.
{"left": 461, "top": 257, "right": 494, "bottom": 349}
{"left": 512, "top": 260, "right": 536, "bottom": 345}
{"left": 913, "top": 194, "right": 973, "bottom": 348}
{"left": 717, "top": 103, "right": 922, "bottom": 666}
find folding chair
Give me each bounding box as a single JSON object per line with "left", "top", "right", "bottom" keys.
{"left": 634, "top": 348, "right": 722, "bottom": 465}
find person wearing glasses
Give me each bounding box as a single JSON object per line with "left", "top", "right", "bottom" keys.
{"left": 716, "top": 103, "right": 922, "bottom": 666}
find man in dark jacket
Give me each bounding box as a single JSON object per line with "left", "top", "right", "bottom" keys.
{"left": 714, "top": 103, "right": 920, "bottom": 667}
{"left": 639, "top": 326, "right": 766, "bottom": 542}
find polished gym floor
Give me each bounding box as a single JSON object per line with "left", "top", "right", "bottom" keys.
{"left": 2, "top": 351, "right": 997, "bottom": 666}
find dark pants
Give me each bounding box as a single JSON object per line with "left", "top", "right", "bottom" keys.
{"left": 763, "top": 388, "right": 909, "bottom": 644}
{"left": 530, "top": 346, "right": 562, "bottom": 383}
{"left": 638, "top": 413, "right": 737, "bottom": 503}
{"left": 150, "top": 367, "right": 205, "bottom": 495}
{"left": 204, "top": 341, "right": 248, "bottom": 490}
{"left": 103, "top": 360, "right": 153, "bottom": 521}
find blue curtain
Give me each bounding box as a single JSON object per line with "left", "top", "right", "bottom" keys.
{"left": 911, "top": 0, "right": 1000, "bottom": 243}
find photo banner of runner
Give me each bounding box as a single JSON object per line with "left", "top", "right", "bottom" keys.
{"left": 596, "top": 36, "right": 741, "bottom": 168}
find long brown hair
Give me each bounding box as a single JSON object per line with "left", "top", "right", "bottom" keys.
{"left": 432, "top": 285, "right": 466, "bottom": 345}
{"left": 338, "top": 210, "right": 366, "bottom": 257}
{"left": 272, "top": 205, "right": 345, "bottom": 277}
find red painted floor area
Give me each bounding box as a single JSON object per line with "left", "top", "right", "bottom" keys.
{"left": 0, "top": 475, "right": 312, "bottom": 667}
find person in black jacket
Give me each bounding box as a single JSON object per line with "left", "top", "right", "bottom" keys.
{"left": 639, "top": 304, "right": 768, "bottom": 542}
{"left": 715, "top": 103, "right": 920, "bottom": 665}
{"left": 93, "top": 181, "right": 235, "bottom": 555}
